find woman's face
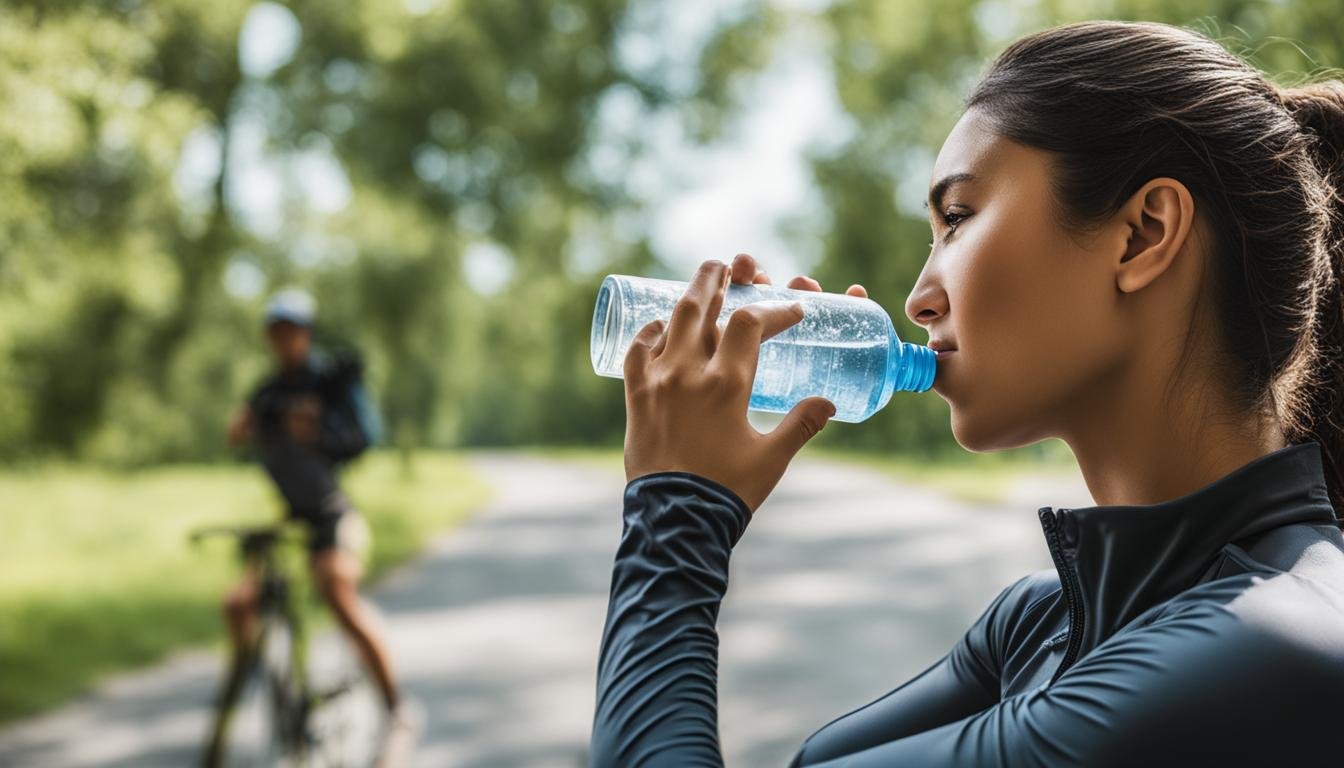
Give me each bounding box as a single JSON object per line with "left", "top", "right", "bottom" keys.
{"left": 905, "top": 108, "right": 1130, "bottom": 451}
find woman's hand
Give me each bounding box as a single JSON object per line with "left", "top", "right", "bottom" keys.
{"left": 622, "top": 254, "right": 864, "bottom": 512}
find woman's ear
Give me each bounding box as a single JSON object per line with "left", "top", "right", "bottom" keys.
{"left": 1113, "top": 177, "right": 1195, "bottom": 294}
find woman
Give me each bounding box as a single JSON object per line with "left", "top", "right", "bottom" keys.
{"left": 590, "top": 21, "right": 1344, "bottom": 767}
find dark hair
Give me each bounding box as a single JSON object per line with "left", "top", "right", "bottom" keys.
{"left": 967, "top": 21, "right": 1344, "bottom": 517}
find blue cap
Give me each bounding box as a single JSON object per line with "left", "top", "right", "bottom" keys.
{"left": 264, "top": 288, "right": 316, "bottom": 327}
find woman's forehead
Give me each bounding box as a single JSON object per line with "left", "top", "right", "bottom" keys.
{"left": 930, "top": 109, "right": 1046, "bottom": 198}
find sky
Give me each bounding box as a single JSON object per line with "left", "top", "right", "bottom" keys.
{"left": 191, "top": 0, "right": 850, "bottom": 299}
{"left": 606, "top": 0, "right": 850, "bottom": 283}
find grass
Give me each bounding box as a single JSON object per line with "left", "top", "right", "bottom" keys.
{"left": 0, "top": 450, "right": 490, "bottom": 724}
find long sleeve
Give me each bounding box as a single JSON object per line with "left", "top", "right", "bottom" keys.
{"left": 788, "top": 577, "right": 1024, "bottom": 765}
{"left": 794, "top": 595, "right": 1344, "bottom": 767}
{"left": 588, "top": 472, "right": 1010, "bottom": 767}
{"left": 589, "top": 471, "right": 751, "bottom": 767}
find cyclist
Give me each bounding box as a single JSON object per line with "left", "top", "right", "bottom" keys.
{"left": 222, "top": 288, "right": 418, "bottom": 763}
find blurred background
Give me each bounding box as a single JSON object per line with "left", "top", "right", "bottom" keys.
{"left": 0, "top": 0, "right": 1339, "bottom": 765}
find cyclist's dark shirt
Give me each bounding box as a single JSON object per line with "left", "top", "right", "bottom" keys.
{"left": 248, "top": 351, "right": 368, "bottom": 520}
{"left": 590, "top": 441, "right": 1344, "bottom": 766}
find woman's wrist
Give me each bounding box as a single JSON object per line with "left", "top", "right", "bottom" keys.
{"left": 626, "top": 470, "right": 752, "bottom": 512}
{"left": 623, "top": 470, "right": 754, "bottom": 548}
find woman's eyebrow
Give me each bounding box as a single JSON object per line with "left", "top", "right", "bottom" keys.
{"left": 925, "top": 172, "right": 976, "bottom": 213}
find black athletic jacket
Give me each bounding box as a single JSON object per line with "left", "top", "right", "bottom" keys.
{"left": 590, "top": 441, "right": 1344, "bottom": 766}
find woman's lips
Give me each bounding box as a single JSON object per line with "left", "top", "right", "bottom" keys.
{"left": 927, "top": 339, "right": 957, "bottom": 356}
{"left": 935, "top": 349, "right": 956, "bottom": 358}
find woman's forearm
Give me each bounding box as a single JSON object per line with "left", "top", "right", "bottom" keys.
{"left": 590, "top": 471, "right": 752, "bottom": 768}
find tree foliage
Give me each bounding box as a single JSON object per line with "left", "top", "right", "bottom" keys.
{"left": 0, "top": 0, "right": 771, "bottom": 462}
{"left": 1, "top": 0, "right": 1337, "bottom": 463}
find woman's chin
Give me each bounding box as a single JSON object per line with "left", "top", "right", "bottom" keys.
{"left": 949, "top": 410, "right": 1030, "bottom": 454}
{"left": 949, "top": 420, "right": 989, "bottom": 453}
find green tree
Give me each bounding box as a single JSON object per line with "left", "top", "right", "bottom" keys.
{"left": 0, "top": 0, "right": 779, "bottom": 461}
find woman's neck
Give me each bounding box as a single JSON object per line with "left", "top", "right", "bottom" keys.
{"left": 1058, "top": 359, "right": 1286, "bottom": 508}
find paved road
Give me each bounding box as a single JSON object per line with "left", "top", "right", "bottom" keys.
{"left": 0, "top": 452, "right": 1089, "bottom": 767}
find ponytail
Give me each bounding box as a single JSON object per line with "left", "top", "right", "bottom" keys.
{"left": 1279, "top": 80, "right": 1344, "bottom": 516}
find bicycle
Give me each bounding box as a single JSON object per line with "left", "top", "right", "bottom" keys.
{"left": 194, "top": 523, "right": 377, "bottom": 767}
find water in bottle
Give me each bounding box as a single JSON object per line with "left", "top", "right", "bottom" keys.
{"left": 590, "top": 274, "right": 935, "bottom": 422}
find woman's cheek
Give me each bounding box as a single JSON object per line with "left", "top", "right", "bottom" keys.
{"left": 947, "top": 239, "right": 1064, "bottom": 447}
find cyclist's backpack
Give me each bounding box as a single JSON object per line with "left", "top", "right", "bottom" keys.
{"left": 317, "top": 348, "right": 383, "bottom": 463}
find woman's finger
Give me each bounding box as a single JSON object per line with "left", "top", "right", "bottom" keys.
{"left": 786, "top": 275, "right": 823, "bottom": 292}
{"left": 845, "top": 284, "right": 868, "bottom": 298}
{"left": 624, "top": 319, "right": 667, "bottom": 387}
{"left": 729, "top": 253, "right": 760, "bottom": 284}
{"left": 649, "top": 323, "right": 669, "bottom": 358}
{"left": 764, "top": 395, "right": 836, "bottom": 463}
{"left": 666, "top": 259, "right": 729, "bottom": 359}
{"left": 730, "top": 253, "right": 774, "bottom": 286}
{"left": 701, "top": 261, "right": 731, "bottom": 356}
{"left": 714, "top": 301, "right": 806, "bottom": 387}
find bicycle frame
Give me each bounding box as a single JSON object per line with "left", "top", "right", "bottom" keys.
{"left": 197, "top": 523, "right": 321, "bottom": 767}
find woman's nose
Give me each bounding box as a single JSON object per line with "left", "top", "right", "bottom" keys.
{"left": 904, "top": 271, "right": 948, "bottom": 329}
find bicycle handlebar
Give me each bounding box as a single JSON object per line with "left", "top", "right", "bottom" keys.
{"left": 188, "top": 523, "right": 306, "bottom": 554}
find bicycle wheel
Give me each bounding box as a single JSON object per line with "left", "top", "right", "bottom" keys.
{"left": 304, "top": 634, "right": 383, "bottom": 768}
{"left": 207, "top": 613, "right": 298, "bottom": 767}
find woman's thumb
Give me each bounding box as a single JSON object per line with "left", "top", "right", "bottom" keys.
{"left": 768, "top": 396, "right": 836, "bottom": 459}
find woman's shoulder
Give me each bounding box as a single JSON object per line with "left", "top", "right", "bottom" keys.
{"left": 971, "top": 569, "right": 1065, "bottom": 645}
{"left": 1134, "top": 549, "right": 1344, "bottom": 675}
{"left": 1060, "top": 575, "right": 1344, "bottom": 764}
{"left": 1237, "top": 517, "right": 1344, "bottom": 586}
{"left": 997, "top": 568, "right": 1063, "bottom": 613}
{"left": 1181, "top": 519, "right": 1344, "bottom": 630}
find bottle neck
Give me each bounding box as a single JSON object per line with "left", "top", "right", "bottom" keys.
{"left": 885, "top": 323, "right": 936, "bottom": 398}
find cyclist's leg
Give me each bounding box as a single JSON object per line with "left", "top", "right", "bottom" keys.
{"left": 221, "top": 566, "right": 262, "bottom": 655}
{"left": 208, "top": 563, "right": 265, "bottom": 766}
{"left": 309, "top": 511, "right": 401, "bottom": 711}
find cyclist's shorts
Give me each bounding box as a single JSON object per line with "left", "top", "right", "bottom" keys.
{"left": 293, "top": 491, "right": 371, "bottom": 561}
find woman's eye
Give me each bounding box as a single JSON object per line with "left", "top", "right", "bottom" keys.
{"left": 928, "top": 209, "right": 970, "bottom": 247}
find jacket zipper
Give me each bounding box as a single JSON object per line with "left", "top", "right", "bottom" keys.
{"left": 1038, "top": 507, "right": 1085, "bottom": 685}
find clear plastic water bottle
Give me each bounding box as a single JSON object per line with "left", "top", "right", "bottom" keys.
{"left": 590, "top": 274, "right": 935, "bottom": 422}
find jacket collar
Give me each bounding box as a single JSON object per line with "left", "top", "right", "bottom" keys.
{"left": 1038, "top": 440, "right": 1338, "bottom": 670}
